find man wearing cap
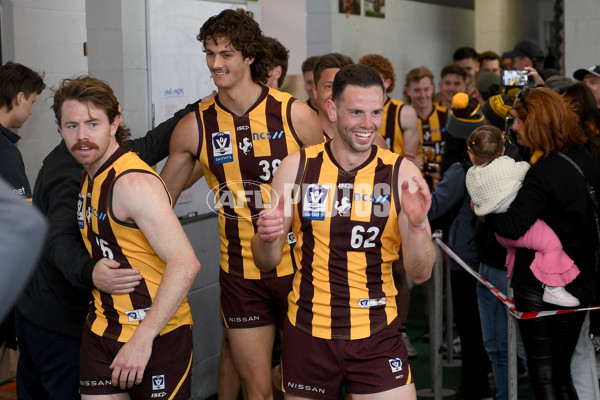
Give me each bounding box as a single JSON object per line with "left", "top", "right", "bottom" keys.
{"left": 502, "top": 39, "right": 548, "bottom": 83}
{"left": 504, "top": 40, "right": 544, "bottom": 70}
{"left": 574, "top": 65, "right": 600, "bottom": 109}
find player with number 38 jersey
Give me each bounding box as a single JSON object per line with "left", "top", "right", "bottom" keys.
{"left": 195, "top": 86, "right": 302, "bottom": 279}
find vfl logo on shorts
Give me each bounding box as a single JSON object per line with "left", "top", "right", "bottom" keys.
{"left": 126, "top": 307, "right": 150, "bottom": 322}
{"left": 287, "top": 232, "right": 296, "bottom": 244}
{"left": 358, "top": 297, "right": 386, "bottom": 308}
{"left": 389, "top": 358, "right": 403, "bottom": 373}
{"left": 152, "top": 375, "right": 166, "bottom": 390}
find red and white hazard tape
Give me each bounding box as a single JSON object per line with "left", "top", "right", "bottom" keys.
{"left": 434, "top": 238, "right": 600, "bottom": 320}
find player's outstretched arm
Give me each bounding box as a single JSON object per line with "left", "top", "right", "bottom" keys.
{"left": 398, "top": 159, "right": 435, "bottom": 284}
{"left": 252, "top": 152, "right": 300, "bottom": 271}
{"left": 290, "top": 100, "right": 324, "bottom": 147}
{"left": 108, "top": 172, "right": 201, "bottom": 389}
{"left": 160, "top": 112, "right": 202, "bottom": 202}
{"left": 401, "top": 104, "right": 420, "bottom": 157}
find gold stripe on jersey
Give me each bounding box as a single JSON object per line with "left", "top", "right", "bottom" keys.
{"left": 380, "top": 97, "right": 405, "bottom": 155}
{"left": 196, "top": 85, "right": 302, "bottom": 280}
{"left": 288, "top": 142, "right": 402, "bottom": 340}
{"left": 79, "top": 147, "right": 192, "bottom": 342}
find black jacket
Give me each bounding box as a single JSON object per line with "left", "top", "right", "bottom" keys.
{"left": 0, "top": 124, "right": 31, "bottom": 198}
{"left": 17, "top": 101, "right": 199, "bottom": 337}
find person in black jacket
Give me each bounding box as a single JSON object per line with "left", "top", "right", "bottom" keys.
{"left": 0, "top": 61, "right": 46, "bottom": 199}
{"left": 15, "top": 94, "right": 200, "bottom": 400}
{"left": 0, "top": 61, "right": 46, "bottom": 357}
{"left": 486, "top": 86, "right": 600, "bottom": 399}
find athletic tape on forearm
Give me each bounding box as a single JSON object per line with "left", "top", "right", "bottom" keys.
{"left": 433, "top": 238, "right": 600, "bottom": 320}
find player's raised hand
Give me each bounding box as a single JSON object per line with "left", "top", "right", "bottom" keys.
{"left": 400, "top": 175, "right": 431, "bottom": 229}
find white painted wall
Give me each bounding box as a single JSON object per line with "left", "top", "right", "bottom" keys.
{"left": 260, "top": 0, "right": 307, "bottom": 75}
{"left": 475, "top": 0, "right": 554, "bottom": 69}
{"left": 330, "top": 1, "right": 474, "bottom": 101}
{"left": 565, "top": 0, "right": 600, "bottom": 78}
{"left": 306, "top": 0, "right": 332, "bottom": 58}
{"left": 85, "top": 0, "right": 150, "bottom": 141}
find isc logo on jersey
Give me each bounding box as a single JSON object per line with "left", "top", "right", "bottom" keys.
{"left": 252, "top": 131, "right": 284, "bottom": 140}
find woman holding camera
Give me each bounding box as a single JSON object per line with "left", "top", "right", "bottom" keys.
{"left": 486, "top": 86, "right": 599, "bottom": 398}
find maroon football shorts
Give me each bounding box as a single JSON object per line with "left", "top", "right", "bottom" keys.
{"left": 219, "top": 270, "right": 294, "bottom": 329}
{"left": 281, "top": 318, "right": 413, "bottom": 399}
{"left": 80, "top": 325, "right": 192, "bottom": 399}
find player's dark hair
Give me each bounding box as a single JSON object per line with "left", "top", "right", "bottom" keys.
{"left": 52, "top": 76, "right": 131, "bottom": 146}
{"left": 331, "top": 64, "right": 384, "bottom": 104}
{"left": 264, "top": 36, "right": 289, "bottom": 88}
{"left": 198, "top": 8, "right": 271, "bottom": 84}
{"left": 313, "top": 53, "right": 354, "bottom": 89}
{"left": 453, "top": 46, "right": 479, "bottom": 62}
{"left": 0, "top": 61, "right": 45, "bottom": 111}
{"left": 440, "top": 64, "right": 467, "bottom": 80}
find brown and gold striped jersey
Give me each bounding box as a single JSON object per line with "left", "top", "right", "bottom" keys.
{"left": 380, "top": 97, "right": 406, "bottom": 155}
{"left": 195, "top": 85, "right": 302, "bottom": 279}
{"left": 418, "top": 103, "right": 448, "bottom": 165}
{"left": 78, "top": 148, "right": 192, "bottom": 342}
{"left": 287, "top": 142, "right": 402, "bottom": 340}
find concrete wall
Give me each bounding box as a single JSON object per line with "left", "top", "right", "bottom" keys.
{"left": 183, "top": 216, "right": 222, "bottom": 399}
{"left": 85, "top": 0, "right": 150, "bottom": 141}
{"left": 260, "top": 0, "right": 307, "bottom": 76}
{"left": 329, "top": 1, "right": 474, "bottom": 101}
{"left": 475, "top": 0, "right": 554, "bottom": 62}
{"left": 565, "top": 0, "right": 600, "bottom": 78}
